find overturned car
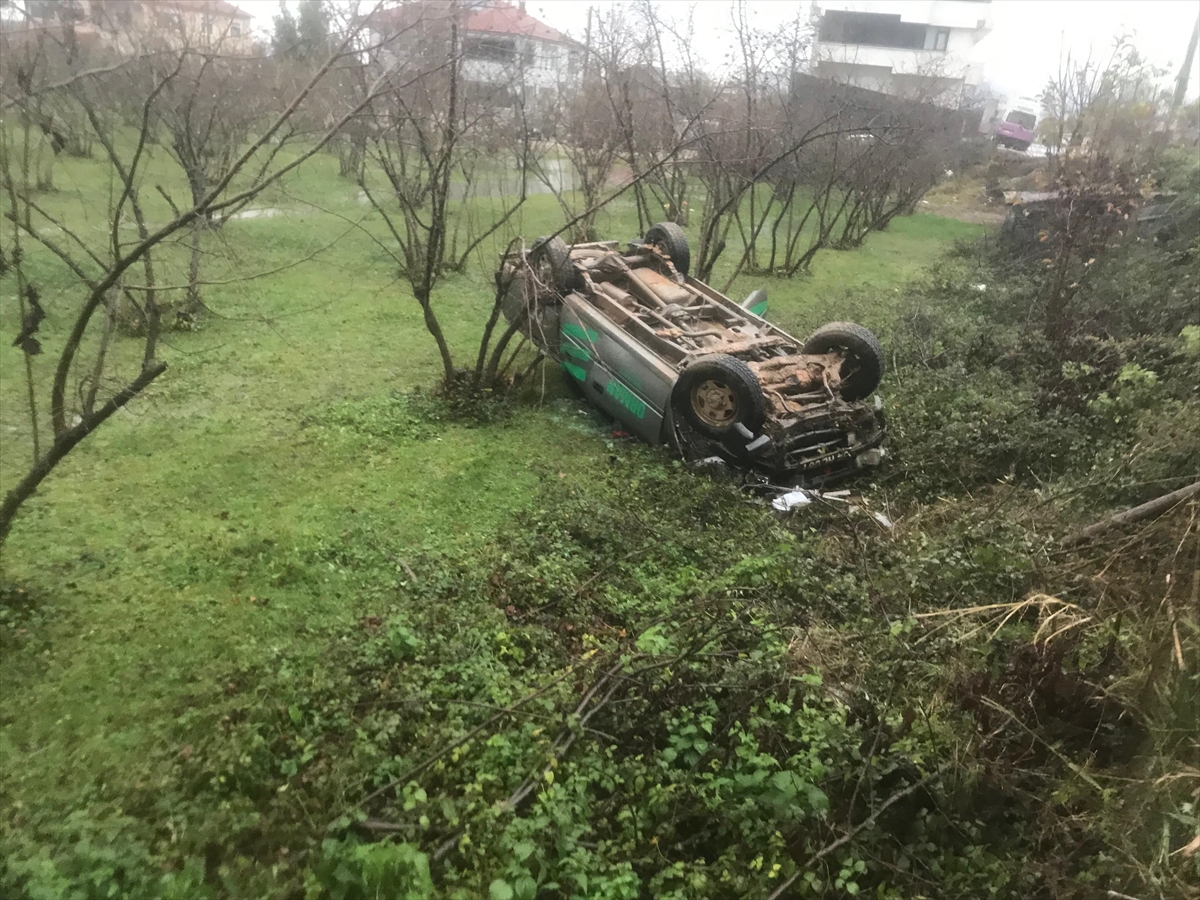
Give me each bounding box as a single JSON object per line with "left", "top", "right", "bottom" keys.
{"left": 498, "top": 223, "right": 887, "bottom": 484}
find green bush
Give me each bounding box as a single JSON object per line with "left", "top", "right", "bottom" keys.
{"left": 875, "top": 244, "right": 1199, "bottom": 503}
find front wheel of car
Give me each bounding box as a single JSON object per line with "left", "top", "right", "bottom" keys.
{"left": 802, "top": 322, "right": 884, "bottom": 401}
{"left": 530, "top": 235, "right": 579, "bottom": 294}
{"left": 672, "top": 354, "right": 766, "bottom": 439}
{"left": 644, "top": 221, "right": 690, "bottom": 276}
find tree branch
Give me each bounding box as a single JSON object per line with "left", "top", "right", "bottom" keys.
{"left": 0, "top": 362, "right": 168, "bottom": 548}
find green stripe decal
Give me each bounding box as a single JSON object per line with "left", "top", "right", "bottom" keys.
{"left": 561, "top": 344, "right": 591, "bottom": 361}
{"left": 562, "top": 323, "right": 598, "bottom": 343}
{"left": 605, "top": 380, "right": 647, "bottom": 418}
{"left": 749, "top": 300, "right": 768, "bottom": 316}
{"left": 562, "top": 361, "right": 587, "bottom": 381}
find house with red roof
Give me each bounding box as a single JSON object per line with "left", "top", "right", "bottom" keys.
{"left": 19, "top": 0, "right": 255, "bottom": 54}
{"left": 371, "top": 1, "right": 583, "bottom": 118}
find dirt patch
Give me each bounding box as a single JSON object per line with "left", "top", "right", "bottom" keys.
{"left": 918, "top": 175, "right": 1007, "bottom": 224}
{"left": 919, "top": 153, "right": 1051, "bottom": 226}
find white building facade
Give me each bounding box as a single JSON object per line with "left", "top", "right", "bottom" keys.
{"left": 810, "top": 0, "right": 991, "bottom": 105}
{"left": 370, "top": 1, "right": 581, "bottom": 120}
{"left": 457, "top": 1, "right": 582, "bottom": 99}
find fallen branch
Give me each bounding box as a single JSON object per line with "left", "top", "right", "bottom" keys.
{"left": 1062, "top": 481, "right": 1200, "bottom": 547}
{"left": 764, "top": 772, "right": 941, "bottom": 900}
{"left": 349, "top": 657, "right": 596, "bottom": 814}
{"left": 500, "top": 659, "right": 628, "bottom": 812}
{"left": 430, "top": 656, "right": 633, "bottom": 862}
{"left": 979, "top": 697, "right": 1106, "bottom": 793}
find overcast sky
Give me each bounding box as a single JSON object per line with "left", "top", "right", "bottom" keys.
{"left": 244, "top": 0, "right": 1200, "bottom": 105}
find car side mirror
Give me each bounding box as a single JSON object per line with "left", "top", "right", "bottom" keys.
{"left": 741, "top": 289, "right": 768, "bottom": 317}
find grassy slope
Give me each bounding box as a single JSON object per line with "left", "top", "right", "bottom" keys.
{"left": 0, "top": 146, "right": 982, "bottom": 884}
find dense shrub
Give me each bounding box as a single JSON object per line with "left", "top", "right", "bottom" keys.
{"left": 872, "top": 230, "right": 1199, "bottom": 507}
{"left": 5, "top": 166, "right": 1197, "bottom": 900}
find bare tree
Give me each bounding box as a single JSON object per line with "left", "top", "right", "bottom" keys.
{"left": 531, "top": 6, "right": 646, "bottom": 242}
{"left": 0, "top": 3, "right": 421, "bottom": 548}
{"left": 698, "top": 46, "right": 965, "bottom": 285}
{"left": 633, "top": 2, "right": 712, "bottom": 230}
{"left": 681, "top": 1, "right": 854, "bottom": 282}
{"left": 354, "top": 2, "right": 542, "bottom": 389}
{"left": 155, "top": 53, "right": 275, "bottom": 314}
{"left": 0, "top": 10, "right": 99, "bottom": 192}
{"left": 1031, "top": 40, "right": 1158, "bottom": 343}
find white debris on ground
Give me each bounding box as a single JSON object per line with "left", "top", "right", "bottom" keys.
{"left": 771, "top": 490, "right": 813, "bottom": 512}
{"left": 682, "top": 442, "right": 895, "bottom": 527}
{"left": 770, "top": 485, "right": 896, "bottom": 530}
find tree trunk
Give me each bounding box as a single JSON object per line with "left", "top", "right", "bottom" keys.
{"left": 339, "top": 132, "right": 365, "bottom": 180}
{"left": 416, "top": 290, "right": 456, "bottom": 383}
{"left": 185, "top": 218, "right": 203, "bottom": 314}
{"left": 1063, "top": 482, "right": 1200, "bottom": 546}
{"left": 0, "top": 362, "right": 168, "bottom": 550}
{"left": 483, "top": 318, "right": 524, "bottom": 388}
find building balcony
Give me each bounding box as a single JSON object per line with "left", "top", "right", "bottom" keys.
{"left": 812, "top": 41, "right": 973, "bottom": 79}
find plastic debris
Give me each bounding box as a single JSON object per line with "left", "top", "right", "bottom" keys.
{"left": 772, "top": 490, "right": 813, "bottom": 512}
{"left": 767, "top": 485, "right": 898, "bottom": 530}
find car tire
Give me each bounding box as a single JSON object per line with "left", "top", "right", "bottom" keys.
{"left": 644, "top": 221, "right": 690, "bottom": 276}
{"left": 802, "top": 322, "right": 884, "bottom": 401}
{"left": 530, "top": 235, "right": 578, "bottom": 294}
{"left": 672, "top": 354, "right": 766, "bottom": 439}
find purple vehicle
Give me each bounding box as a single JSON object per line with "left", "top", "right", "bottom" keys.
{"left": 994, "top": 104, "right": 1037, "bottom": 152}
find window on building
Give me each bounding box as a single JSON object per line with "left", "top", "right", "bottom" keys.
{"left": 28, "top": 0, "right": 85, "bottom": 21}
{"left": 231, "top": 21, "right": 242, "bottom": 36}
{"left": 522, "top": 44, "right": 535, "bottom": 67}
{"left": 463, "top": 35, "right": 516, "bottom": 62}
{"left": 933, "top": 28, "right": 950, "bottom": 51}
{"left": 463, "top": 79, "right": 514, "bottom": 109}
{"left": 819, "top": 11, "right": 926, "bottom": 49}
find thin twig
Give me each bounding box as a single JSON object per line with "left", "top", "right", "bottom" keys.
{"left": 764, "top": 772, "right": 940, "bottom": 900}
{"left": 349, "top": 659, "right": 596, "bottom": 812}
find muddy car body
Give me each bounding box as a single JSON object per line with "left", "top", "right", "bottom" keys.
{"left": 498, "top": 224, "right": 887, "bottom": 484}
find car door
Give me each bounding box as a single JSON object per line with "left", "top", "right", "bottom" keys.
{"left": 559, "top": 298, "right": 674, "bottom": 444}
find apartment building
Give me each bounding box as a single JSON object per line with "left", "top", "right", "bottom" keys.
{"left": 810, "top": 0, "right": 991, "bottom": 105}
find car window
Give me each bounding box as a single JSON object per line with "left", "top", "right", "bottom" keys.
{"left": 1005, "top": 111, "right": 1036, "bottom": 130}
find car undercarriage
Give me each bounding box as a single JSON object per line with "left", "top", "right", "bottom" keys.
{"left": 497, "top": 225, "right": 887, "bottom": 484}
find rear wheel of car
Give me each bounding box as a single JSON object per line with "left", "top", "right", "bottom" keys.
{"left": 644, "top": 221, "right": 690, "bottom": 276}
{"left": 672, "top": 354, "right": 765, "bottom": 439}
{"left": 802, "top": 322, "right": 884, "bottom": 401}
{"left": 530, "top": 235, "right": 578, "bottom": 294}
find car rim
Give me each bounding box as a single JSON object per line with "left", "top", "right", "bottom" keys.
{"left": 691, "top": 379, "right": 737, "bottom": 427}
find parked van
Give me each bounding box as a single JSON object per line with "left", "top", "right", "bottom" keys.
{"left": 994, "top": 98, "right": 1039, "bottom": 151}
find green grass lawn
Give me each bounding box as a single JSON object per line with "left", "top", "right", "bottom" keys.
{"left": 0, "top": 145, "right": 983, "bottom": 894}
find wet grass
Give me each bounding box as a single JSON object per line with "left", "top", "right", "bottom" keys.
{"left": 0, "top": 143, "right": 983, "bottom": 892}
